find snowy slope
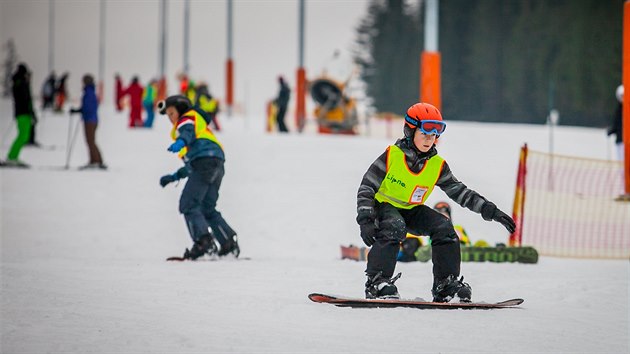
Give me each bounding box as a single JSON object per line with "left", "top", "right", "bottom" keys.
{"left": 1, "top": 101, "right": 628, "bottom": 353}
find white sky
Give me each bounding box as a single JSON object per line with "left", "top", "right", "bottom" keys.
{"left": 0, "top": 0, "right": 370, "bottom": 115}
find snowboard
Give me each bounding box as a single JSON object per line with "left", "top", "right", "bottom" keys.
{"left": 308, "top": 293, "right": 524, "bottom": 310}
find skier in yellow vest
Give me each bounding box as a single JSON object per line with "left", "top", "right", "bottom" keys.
{"left": 157, "top": 95, "right": 239, "bottom": 260}
{"left": 356, "top": 102, "right": 515, "bottom": 301}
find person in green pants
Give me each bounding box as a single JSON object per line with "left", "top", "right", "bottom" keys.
{"left": 3, "top": 63, "right": 35, "bottom": 167}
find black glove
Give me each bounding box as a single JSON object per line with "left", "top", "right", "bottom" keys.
{"left": 481, "top": 202, "right": 516, "bottom": 233}
{"left": 357, "top": 207, "right": 377, "bottom": 247}
{"left": 159, "top": 173, "right": 179, "bottom": 188}
{"left": 359, "top": 223, "right": 377, "bottom": 247}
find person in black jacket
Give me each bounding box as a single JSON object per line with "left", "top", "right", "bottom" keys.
{"left": 3, "top": 63, "right": 35, "bottom": 167}
{"left": 608, "top": 85, "right": 624, "bottom": 161}
{"left": 274, "top": 76, "right": 291, "bottom": 132}
{"left": 356, "top": 102, "right": 515, "bottom": 302}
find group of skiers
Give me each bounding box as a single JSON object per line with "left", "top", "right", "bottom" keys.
{"left": 0, "top": 63, "right": 106, "bottom": 170}
{"left": 115, "top": 74, "right": 157, "bottom": 128}
{"left": 114, "top": 74, "right": 221, "bottom": 133}
{"left": 40, "top": 71, "right": 69, "bottom": 113}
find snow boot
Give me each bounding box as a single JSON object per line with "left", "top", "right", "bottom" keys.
{"left": 217, "top": 234, "right": 240, "bottom": 258}
{"left": 432, "top": 275, "right": 472, "bottom": 303}
{"left": 365, "top": 271, "right": 402, "bottom": 299}
{"left": 183, "top": 234, "right": 216, "bottom": 260}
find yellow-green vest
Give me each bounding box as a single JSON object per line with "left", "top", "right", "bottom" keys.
{"left": 199, "top": 95, "right": 218, "bottom": 113}
{"left": 375, "top": 145, "right": 445, "bottom": 209}
{"left": 170, "top": 109, "right": 222, "bottom": 159}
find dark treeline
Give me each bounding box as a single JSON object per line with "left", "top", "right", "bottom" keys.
{"left": 354, "top": 0, "right": 622, "bottom": 127}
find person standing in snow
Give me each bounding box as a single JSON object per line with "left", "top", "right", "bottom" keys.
{"left": 70, "top": 74, "right": 106, "bottom": 170}
{"left": 157, "top": 95, "right": 239, "bottom": 260}
{"left": 114, "top": 73, "right": 124, "bottom": 112}
{"left": 193, "top": 83, "right": 221, "bottom": 131}
{"left": 356, "top": 102, "right": 515, "bottom": 301}
{"left": 54, "top": 72, "right": 68, "bottom": 113}
{"left": 608, "top": 85, "right": 624, "bottom": 161}
{"left": 121, "top": 76, "right": 144, "bottom": 127}
{"left": 274, "top": 76, "right": 291, "bottom": 133}
{"left": 2, "top": 63, "right": 35, "bottom": 167}
{"left": 142, "top": 79, "right": 158, "bottom": 128}
{"left": 41, "top": 71, "right": 56, "bottom": 110}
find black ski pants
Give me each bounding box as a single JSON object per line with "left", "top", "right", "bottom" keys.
{"left": 179, "top": 157, "right": 236, "bottom": 247}
{"left": 366, "top": 203, "right": 461, "bottom": 283}
{"left": 276, "top": 104, "right": 289, "bottom": 132}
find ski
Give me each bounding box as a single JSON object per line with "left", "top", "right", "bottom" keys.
{"left": 308, "top": 293, "right": 523, "bottom": 309}
{"left": 0, "top": 160, "right": 30, "bottom": 169}
{"left": 166, "top": 256, "right": 251, "bottom": 262}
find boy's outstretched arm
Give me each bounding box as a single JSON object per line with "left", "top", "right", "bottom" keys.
{"left": 436, "top": 162, "right": 515, "bottom": 233}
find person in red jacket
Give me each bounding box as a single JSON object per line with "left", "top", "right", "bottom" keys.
{"left": 121, "top": 76, "right": 144, "bottom": 127}
{"left": 114, "top": 73, "right": 123, "bottom": 112}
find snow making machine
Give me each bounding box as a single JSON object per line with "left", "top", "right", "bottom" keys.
{"left": 310, "top": 77, "right": 358, "bottom": 135}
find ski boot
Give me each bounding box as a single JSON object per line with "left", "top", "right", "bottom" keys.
{"left": 432, "top": 275, "right": 472, "bottom": 303}
{"left": 183, "top": 234, "right": 216, "bottom": 260}
{"left": 217, "top": 234, "right": 240, "bottom": 258}
{"left": 365, "top": 271, "right": 402, "bottom": 299}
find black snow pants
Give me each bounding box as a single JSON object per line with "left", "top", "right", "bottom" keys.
{"left": 366, "top": 203, "right": 461, "bottom": 283}
{"left": 179, "top": 157, "right": 236, "bottom": 247}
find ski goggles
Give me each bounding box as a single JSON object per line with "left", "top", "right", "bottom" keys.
{"left": 405, "top": 115, "right": 447, "bottom": 135}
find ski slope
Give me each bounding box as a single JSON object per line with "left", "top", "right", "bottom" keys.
{"left": 1, "top": 101, "right": 628, "bottom": 353}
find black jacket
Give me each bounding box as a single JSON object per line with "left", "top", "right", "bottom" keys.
{"left": 608, "top": 103, "right": 622, "bottom": 144}
{"left": 12, "top": 67, "right": 35, "bottom": 118}
{"left": 276, "top": 82, "right": 291, "bottom": 108}
{"left": 357, "top": 138, "right": 493, "bottom": 221}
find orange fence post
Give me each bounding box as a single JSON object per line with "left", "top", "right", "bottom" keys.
{"left": 296, "top": 67, "right": 306, "bottom": 132}
{"left": 510, "top": 144, "right": 528, "bottom": 246}
{"left": 226, "top": 59, "right": 234, "bottom": 114}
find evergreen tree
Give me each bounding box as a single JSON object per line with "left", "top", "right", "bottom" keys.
{"left": 357, "top": 0, "right": 623, "bottom": 127}
{"left": 353, "top": 0, "right": 421, "bottom": 114}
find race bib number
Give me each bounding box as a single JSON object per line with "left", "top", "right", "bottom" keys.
{"left": 410, "top": 186, "right": 428, "bottom": 204}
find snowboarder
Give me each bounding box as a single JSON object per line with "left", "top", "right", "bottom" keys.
{"left": 193, "top": 83, "right": 221, "bottom": 131}
{"left": 157, "top": 95, "right": 239, "bottom": 260}
{"left": 70, "top": 74, "right": 106, "bottom": 170}
{"left": 2, "top": 63, "right": 35, "bottom": 167}
{"left": 356, "top": 102, "right": 515, "bottom": 302}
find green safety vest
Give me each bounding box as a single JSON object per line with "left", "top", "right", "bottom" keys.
{"left": 375, "top": 145, "right": 445, "bottom": 209}
{"left": 171, "top": 109, "right": 222, "bottom": 159}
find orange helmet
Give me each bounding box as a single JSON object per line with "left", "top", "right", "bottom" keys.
{"left": 404, "top": 102, "right": 446, "bottom": 138}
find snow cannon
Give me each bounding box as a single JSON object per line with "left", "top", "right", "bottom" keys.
{"left": 310, "top": 77, "right": 358, "bottom": 135}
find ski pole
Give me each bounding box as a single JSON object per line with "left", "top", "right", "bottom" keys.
{"left": 64, "top": 113, "right": 81, "bottom": 169}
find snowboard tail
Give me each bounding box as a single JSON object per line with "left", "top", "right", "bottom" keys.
{"left": 308, "top": 293, "right": 523, "bottom": 309}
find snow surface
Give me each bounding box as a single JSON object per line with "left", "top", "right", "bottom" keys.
{"left": 1, "top": 101, "right": 628, "bottom": 353}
